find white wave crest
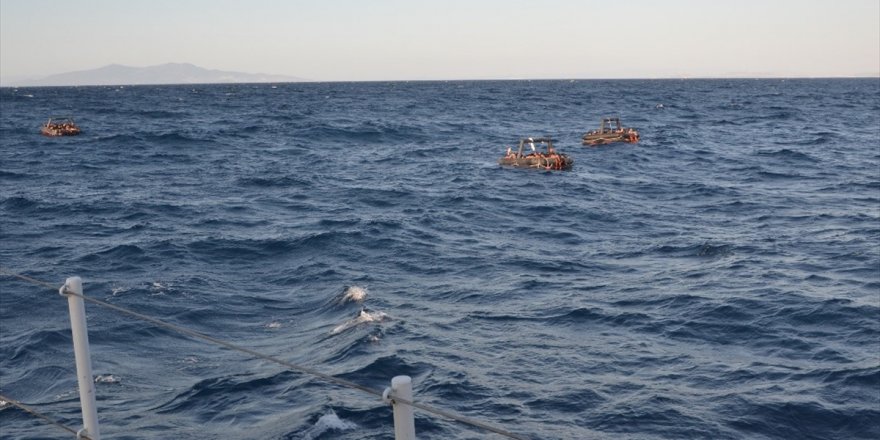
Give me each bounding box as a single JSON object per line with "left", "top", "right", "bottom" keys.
{"left": 303, "top": 410, "right": 357, "bottom": 440}
{"left": 331, "top": 309, "right": 388, "bottom": 335}
{"left": 94, "top": 374, "right": 120, "bottom": 384}
{"left": 340, "top": 286, "right": 368, "bottom": 304}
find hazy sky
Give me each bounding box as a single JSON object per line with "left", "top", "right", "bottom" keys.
{"left": 2, "top": 0, "right": 878, "bottom": 81}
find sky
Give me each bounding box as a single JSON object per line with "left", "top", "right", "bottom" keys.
{"left": 1, "top": 0, "right": 879, "bottom": 82}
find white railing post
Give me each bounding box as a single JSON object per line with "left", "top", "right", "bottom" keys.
{"left": 60, "top": 276, "right": 101, "bottom": 440}
{"left": 383, "top": 375, "right": 416, "bottom": 440}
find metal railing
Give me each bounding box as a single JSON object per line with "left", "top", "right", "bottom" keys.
{"left": 0, "top": 269, "right": 529, "bottom": 440}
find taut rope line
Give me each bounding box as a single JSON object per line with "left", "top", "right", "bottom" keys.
{"left": 0, "top": 267, "right": 530, "bottom": 440}
{"left": 0, "top": 393, "right": 94, "bottom": 440}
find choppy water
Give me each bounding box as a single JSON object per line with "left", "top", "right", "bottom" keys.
{"left": 1, "top": 78, "right": 878, "bottom": 440}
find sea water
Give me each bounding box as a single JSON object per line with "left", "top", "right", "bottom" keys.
{"left": 1, "top": 79, "right": 878, "bottom": 439}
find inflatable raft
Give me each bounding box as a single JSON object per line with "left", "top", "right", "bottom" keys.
{"left": 41, "top": 117, "right": 81, "bottom": 137}
{"left": 582, "top": 117, "right": 638, "bottom": 145}
{"left": 499, "top": 137, "right": 573, "bottom": 170}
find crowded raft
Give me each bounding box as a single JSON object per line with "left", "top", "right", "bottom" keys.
{"left": 41, "top": 117, "right": 82, "bottom": 137}
{"left": 498, "top": 137, "right": 573, "bottom": 171}
{"left": 582, "top": 117, "right": 639, "bottom": 145}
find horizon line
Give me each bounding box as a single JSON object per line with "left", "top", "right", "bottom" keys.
{"left": 2, "top": 74, "right": 879, "bottom": 88}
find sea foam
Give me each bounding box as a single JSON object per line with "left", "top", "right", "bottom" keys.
{"left": 303, "top": 410, "right": 357, "bottom": 440}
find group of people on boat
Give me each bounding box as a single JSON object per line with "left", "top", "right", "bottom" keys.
{"left": 41, "top": 118, "right": 82, "bottom": 136}
{"left": 500, "top": 118, "right": 640, "bottom": 171}
{"left": 503, "top": 146, "right": 569, "bottom": 170}
{"left": 585, "top": 126, "right": 639, "bottom": 141}
{"left": 581, "top": 117, "right": 640, "bottom": 145}
{"left": 621, "top": 127, "right": 639, "bottom": 142}
{"left": 48, "top": 122, "right": 77, "bottom": 131}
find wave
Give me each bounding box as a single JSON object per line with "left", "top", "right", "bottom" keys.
{"left": 525, "top": 388, "right": 607, "bottom": 413}
{"left": 771, "top": 298, "right": 880, "bottom": 330}
{"left": 292, "top": 120, "right": 426, "bottom": 143}
{"left": 0, "top": 196, "right": 38, "bottom": 212}
{"left": 94, "top": 374, "right": 121, "bottom": 384}
{"left": 329, "top": 309, "right": 388, "bottom": 335}
{"left": 5, "top": 329, "right": 71, "bottom": 364}
{"left": 819, "top": 366, "right": 880, "bottom": 391}
{"left": 236, "top": 175, "right": 312, "bottom": 188}
{"left": 92, "top": 133, "right": 146, "bottom": 143}
{"left": 3, "top": 79, "right": 879, "bottom": 440}
{"left": 467, "top": 307, "right": 657, "bottom": 332}
{"left": 134, "top": 110, "right": 190, "bottom": 119}
{"left": 75, "top": 244, "right": 150, "bottom": 269}
{"left": 217, "top": 124, "right": 264, "bottom": 136}
{"left": 301, "top": 410, "right": 358, "bottom": 440}
{"left": 756, "top": 148, "right": 819, "bottom": 162}
{"left": 1, "top": 365, "right": 76, "bottom": 402}
{"left": 0, "top": 170, "right": 29, "bottom": 180}
{"left": 329, "top": 355, "right": 433, "bottom": 391}
{"left": 338, "top": 285, "right": 368, "bottom": 304}
{"left": 723, "top": 398, "right": 880, "bottom": 440}
{"left": 775, "top": 132, "right": 841, "bottom": 146}
{"left": 147, "top": 132, "right": 213, "bottom": 144}
{"left": 154, "top": 370, "right": 300, "bottom": 415}
{"left": 551, "top": 307, "right": 655, "bottom": 328}
{"left": 591, "top": 396, "right": 720, "bottom": 438}
{"left": 753, "top": 169, "right": 805, "bottom": 180}
{"left": 626, "top": 242, "right": 736, "bottom": 260}
{"left": 184, "top": 233, "right": 361, "bottom": 264}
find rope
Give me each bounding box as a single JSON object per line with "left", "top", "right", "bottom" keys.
{"left": 0, "top": 268, "right": 530, "bottom": 440}
{"left": 0, "top": 393, "right": 93, "bottom": 440}
{"left": 72, "top": 289, "right": 386, "bottom": 397}
{"left": 0, "top": 268, "right": 60, "bottom": 290}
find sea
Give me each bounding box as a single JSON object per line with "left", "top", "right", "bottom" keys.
{"left": 0, "top": 78, "right": 878, "bottom": 440}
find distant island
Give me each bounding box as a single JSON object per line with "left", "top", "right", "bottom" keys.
{"left": 7, "top": 63, "right": 306, "bottom": 87}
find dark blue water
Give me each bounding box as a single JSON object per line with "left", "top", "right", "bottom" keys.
{"left": 1, "top": 79, "right": 878, "bottom": 439}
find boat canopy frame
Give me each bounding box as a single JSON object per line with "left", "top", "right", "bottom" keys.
{"left": 44, "top": 116, "right": 77, "bottom": 125}
{"left": 514, "top": 137, "right": 556, "bottom": 157}
{"left": 598, "top": 117, "right": 622, "bottom": 133}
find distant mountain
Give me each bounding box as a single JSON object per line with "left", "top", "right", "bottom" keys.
{"left": 11, "top": 63, "right": 306, "bottom": 86}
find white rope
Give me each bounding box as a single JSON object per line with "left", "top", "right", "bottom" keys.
{"left": 0, "top": 393, "right": 93, "bottom": 440}
{"left": 0, "top": 268, "right": 530, "bottom": 440}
